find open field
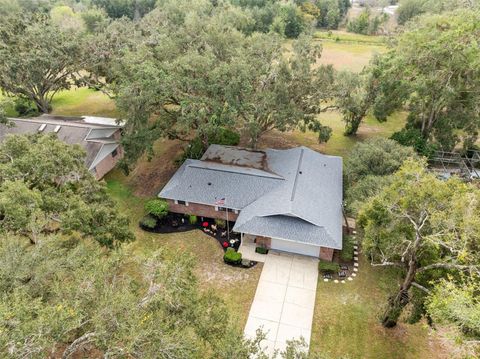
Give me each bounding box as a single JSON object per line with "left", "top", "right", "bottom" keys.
{"left": 317, "top": 41, "right": 386, "bottom": 72}
{"left": 1, "top": 88, "right": 118, "bottom": 118}
{"left": 314, "top": 31, "right": 388, "bottom": 72}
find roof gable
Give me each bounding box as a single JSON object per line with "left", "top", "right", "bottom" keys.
{"left": 158, "top": 145, "right": 343, "bottom": 249}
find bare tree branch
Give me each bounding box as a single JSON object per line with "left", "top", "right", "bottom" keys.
{"left": 62, "top": 332, "right": 96, "bottom": 359}
{"left": 417, "top": 263, "right": 480, "bottom": 273}
{"left": 411, "top": 282, "right": 431, "bottom": 294}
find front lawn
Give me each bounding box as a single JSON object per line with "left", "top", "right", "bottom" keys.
{"left": 310, "top": 254, "right": 447, "bottom": 359}
{"left": 105, "top": 172, "right": 262, "bottom": 328}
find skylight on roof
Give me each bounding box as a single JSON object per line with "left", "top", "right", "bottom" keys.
{"left": 38, "top": 124, "right": 46, "bottom": 132}
{"left": 54, "top": 125, "right": 61, "bottom": 133}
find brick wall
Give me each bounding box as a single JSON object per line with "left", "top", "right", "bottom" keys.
{"left": 166, "top": 199, "right": 239, "bottom": 221}
{"left": 319, "top": 247, "right": 334, "bottom": 261}
{"left": 255, "top": 236, "right": 271, "bottom": 248}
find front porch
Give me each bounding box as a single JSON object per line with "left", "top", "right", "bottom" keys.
{"left": 238, "top": 234, "right": 269, "bottom": 263}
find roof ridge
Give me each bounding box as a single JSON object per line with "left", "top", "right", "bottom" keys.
{"left": 187, "top": 162, "right": 284, "bottom": 180}
{"left": 290, "top": 148, "right": 304, "bottom": 201}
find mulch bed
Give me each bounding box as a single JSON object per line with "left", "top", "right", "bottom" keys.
{"left": 139, "top": 213, "right": 197, "bottom": 233}
{"left": 139, "top": 213, "right": 241, "bottom": 252}
{"left": 321, "top": 250, "right": 355, "bottom": 281}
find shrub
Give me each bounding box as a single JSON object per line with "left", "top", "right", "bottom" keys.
{"left": 188, "top": 215, "right": 197, "bottom": 225}
{"left": 144, "top": 199, "right": 169, "bottom": 219}
{"left": 140, "top": 214, "right": 157, "bottom": 229}
{"left": 214, "top": 218, "right": 226, "bottom": 229}
{"left": 209, "top": 127, "right": 240, "bottom": 147}
{"left": 390, "top": 128, "right": 437, "bottom": 158}
{"left": 318, "top": 260, "right": 340, "bottom": 273}
{"left": 14, "top": 97, "right": 38, "bottom": 116}
{"left": 223, "top": 248, "right": 242, "bottom": 265}
{"left": 255, "top": 246, "right": 268, "bottom": 254}
{"left": 340, "top": 235, "right": 355, "bottom": 262}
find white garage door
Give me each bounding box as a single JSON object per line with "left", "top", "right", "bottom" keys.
{"left": 270, "top": 238, "right": 320, "bottom": 257}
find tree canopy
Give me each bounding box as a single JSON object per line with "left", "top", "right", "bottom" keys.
{"left": 426, "top": 276, "right": 480, "bottom": 349}
{"left": 94, "top": 0, "right": 335, "bottom": 168}
{"left": 0, "top": 134, "right": 133, "bottom": 247}
{"left": 358, "top": 160, "right": 480, "bottom": 328}
{"left": 344, "top": 137, "right": 416, "bottom": 215}
{"left": 0, "top": 14, "right": 84, "bottom": 113}
{"left": 0, "top": 236, "right": 268, "bottom": 358}
{"left": 370, "top": 9, "right": 480, "bottom": 150}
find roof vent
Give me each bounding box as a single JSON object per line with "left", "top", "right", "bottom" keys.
{"left": 299, "top": 171, "right": 303, "bottom": 174}
{"left": 208, "top": 182, "right": 212, "bottom": 186}
{"left": 54, "top": 125, "right": 61, "bottom": 133}
{"left": 38, "top": 124, "right": 46, "bottom": 132}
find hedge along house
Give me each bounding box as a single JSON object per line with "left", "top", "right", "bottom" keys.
{"left": 0, "top": 114, "right": 124, "bottom": 180}
{"left": 158, "top": 145, "right": 343, "bottom": 261}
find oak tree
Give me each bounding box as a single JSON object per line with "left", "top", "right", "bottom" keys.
{"left": 358, "top": 160, "right": 480, "bottom": 327}
{"left": 0, "top": 134, "right": 133, "bottom": 247}
{"left": 0, "top": 15, "right": 83, "bottom": 113}
{"left": 370, "top": 10, "right": 480, "bottom": 150}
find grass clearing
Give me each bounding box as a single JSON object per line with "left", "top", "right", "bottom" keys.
{"left": 51, "top": 88, "right": 119, "bottom": 118}
{"left": 1, "top": 88, "right": 118, "bottom": 118}
{"left": 316, "top": 41, "right": 387, "bottom": 73}
{"left": 259, "top": 111, "right": 407, "bottom": 157}
{"left": 311, "top": 254, "right": 448, "bottom": 358}
{"left": 314, "top": 30, "right": 387, "bottom": 45}
{"left": 312, "top": 30, "right": 388, "bottom": 72}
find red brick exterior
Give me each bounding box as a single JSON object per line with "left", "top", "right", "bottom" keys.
{"left": 255, "top": 236, "right": 271, "bottom": 248}
{"left": 165, "top": 199, "right": 337, "bottom": 261}
{"left": 319, "top": 247, "right": 334, "bottom": 261}
{"left": 166, "top": 199, "right": 239, "bottom": 221}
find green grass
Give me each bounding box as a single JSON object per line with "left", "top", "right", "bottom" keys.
{"left": 1, "top": 88, "right": 118, "bottom": 118}
{"left": 311, "top": 255, "right": 443, "bottom": 358}
{"left": 51, "top": 88, "right": 119, "bottom": 118}
{"left": 316, "top": 41, "right": 387, "bottom": 72}
{"left": 287, "top": 111, "right": 407, "bottom": 157}
{"left": 314, "top": 30, "right": 387, "bottom": 45}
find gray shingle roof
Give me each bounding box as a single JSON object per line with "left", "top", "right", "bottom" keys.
{"left": 158, "top": 145, "right": 343, "bottom": 250}
{"left": 234, "top": 215, "right": 334, "bottom": 247}
{"left": 159, "top": 159, "right": 284, "bottom": 209}
{"left": 0, "top": 116, "right": 122, "bottom": 171}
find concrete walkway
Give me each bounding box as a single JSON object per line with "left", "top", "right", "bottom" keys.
{"left": 244, "top": 251, "right": 319, "bottom": 356}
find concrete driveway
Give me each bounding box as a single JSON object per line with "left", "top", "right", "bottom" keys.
{"left": 244, "top": 251, "right": 319, "bottom": 356}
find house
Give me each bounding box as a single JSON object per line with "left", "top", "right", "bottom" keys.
{"left": 158, "top": 145, "right": 343, "bottom": 261}
{"left": 0, "top": 114, "right": 124, "bottom": 180}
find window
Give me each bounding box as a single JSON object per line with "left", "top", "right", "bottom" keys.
{"left": 218, "top": 207, "right": 235, "bottom": 213}
{"left": 111, "top": 148, "right": 118, "bottom": 158}
{"left": 176, "top": 200, "right": 187, "bottom": 206}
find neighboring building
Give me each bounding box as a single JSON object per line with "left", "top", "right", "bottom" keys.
{"left": 0, "top": 114, "right": 124, "bottom": 180}
{"left": 158, "top": 145, "right": 343, "bottom": 261}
